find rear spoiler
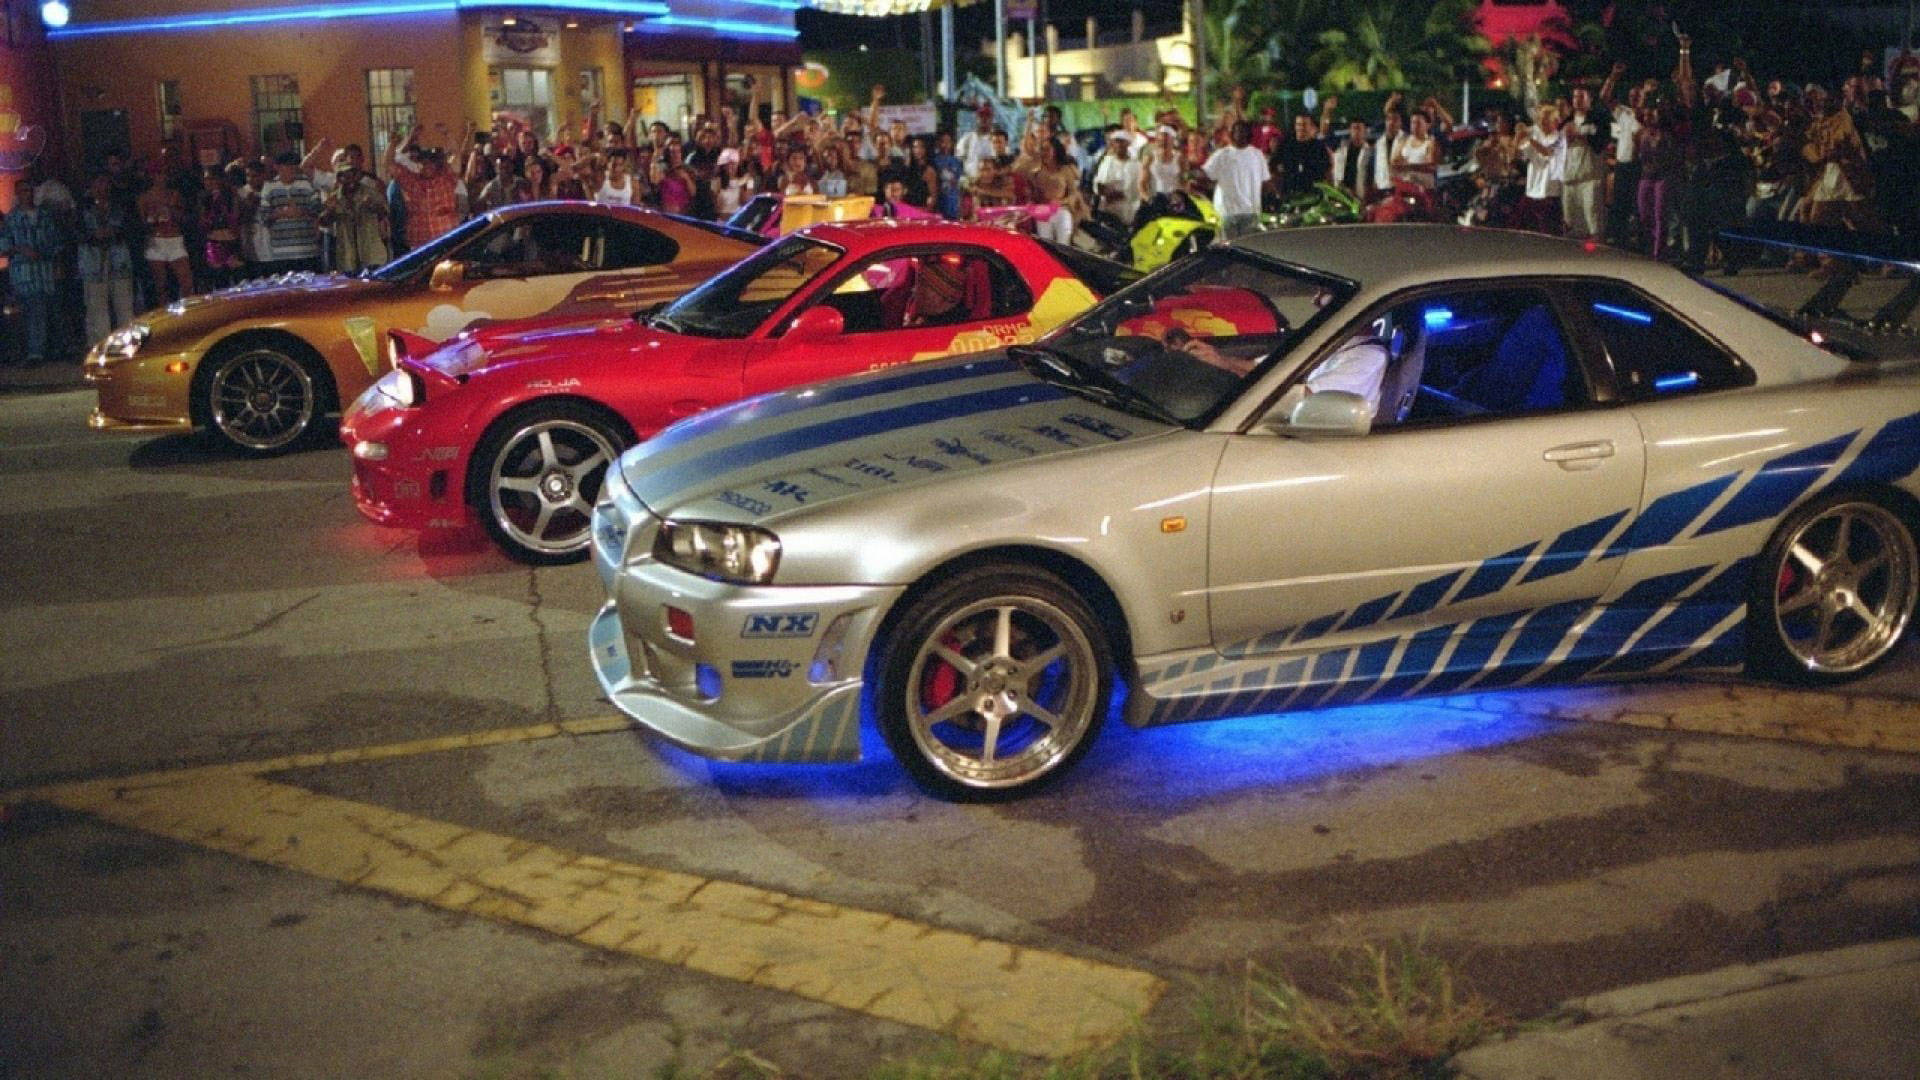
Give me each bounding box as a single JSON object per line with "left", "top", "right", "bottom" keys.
{"left": 1718, "top": 221, "right": 1920, "bottom": 332}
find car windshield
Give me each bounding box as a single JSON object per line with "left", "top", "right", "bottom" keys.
{"left": 650, "top": 233, "right": 843, "bottom": 338}
{"left": 1037, "top": 250, "right": 1354, "bottom": 425}
{"left": 369, "top": 216, "right": 491, "bottom": 283}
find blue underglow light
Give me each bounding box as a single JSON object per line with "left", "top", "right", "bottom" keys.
{"left": 1592, "top": 301, "right": 1656, "bottom": 325}
{"left": 638, "top": 15, "right": 800, "bottom": 38}
{"left": 46, "top": 0, "right": 667, "bottom": 38}
{"left": 718, "top": 0, "right": 807, "bottom": 9}
{"left": 1422, "top": 307, "right": 1454, "bottom": 330}
{"left": 1653, "top": 371, "right": 1701, "bottom": 393}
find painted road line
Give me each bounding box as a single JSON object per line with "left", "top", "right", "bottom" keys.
{"left": 18, "top": 740, "right": 1163, "bottom": 1058}
{"left": 1445, "top": 682, "right": 1920, "bottom": 754}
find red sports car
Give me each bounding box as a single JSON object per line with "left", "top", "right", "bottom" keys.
{"left": 340, "top": 220, "right": 1136, "bottom": 562}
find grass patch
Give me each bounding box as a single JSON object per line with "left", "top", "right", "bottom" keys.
{"left": 871, "top": 935, "right": 1508, "bottom": 1080}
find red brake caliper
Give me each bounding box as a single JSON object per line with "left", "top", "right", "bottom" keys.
{"left": 1777, "top": 562, "right": 1798, "bottom": 602}
{"left": 921, "top": 633, "right": 963, "bottom": 711}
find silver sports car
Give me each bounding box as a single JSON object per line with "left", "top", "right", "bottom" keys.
{"left": 589, "top": 225, "right": 1920, "bottom": 799}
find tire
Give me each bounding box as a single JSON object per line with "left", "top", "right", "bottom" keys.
{"left": 471, "top": 401, "right": 628, "bottom": 566}
{"left": 203, "top": 341, "right": 324, "bottom": 454}
{"left": 875, "top": 563, "right": 1112, "bottom": 801}
{"left": 1749, "top": 491, "right": 1918, "bottom": 683}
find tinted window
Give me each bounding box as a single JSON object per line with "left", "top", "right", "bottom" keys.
{"left": 463, "top": 215, "right": 605, "bottom": 278}
{"left": 1575, "top": 282, "right": 1753, "bottom": 400}
{"left": 602, "top": 221, "right": 680, "bottom": 267}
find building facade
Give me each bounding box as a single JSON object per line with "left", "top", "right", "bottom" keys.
{"left": 40, "top": 0, "right": 798, "bottom": 170}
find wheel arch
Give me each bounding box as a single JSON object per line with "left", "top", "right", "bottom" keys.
{"left": 862, "top": 542, "right": 1139, "bottom": 692}
{"left": 188, "top": 329, "right": 337, "bottom": 428}
{"left": 461, "top": 393, "right": 638, "bottom": 509}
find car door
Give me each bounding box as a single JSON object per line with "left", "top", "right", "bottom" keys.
{"left": 1205, "top": 283, "right": 1646, "bottom": 701}
{"left": 743, "top": 245, "right": 1038, "bottom": 396}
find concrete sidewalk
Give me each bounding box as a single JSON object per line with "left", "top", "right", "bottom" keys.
{"left": 1454, "top": 938, "right": 1920, "bottom": 1080}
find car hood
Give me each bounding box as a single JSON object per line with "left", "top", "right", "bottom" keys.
{"left": 618, "top": 354, "right": 1173, "bottom": 523}
{"left": 142, "top": 272, "right": 389, "bottom": 344}
{"left": 412, "top": 317, "right": 656, "bottom": 379}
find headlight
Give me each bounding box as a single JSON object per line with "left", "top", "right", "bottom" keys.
{"left": 653, "top": 520, "right": 782, "bottom": 585}
{"left": 372, "top": 367, "right": 424, "bottom": 408}
{"left": 100, "top": 323, "right": 149, "bottom": 360}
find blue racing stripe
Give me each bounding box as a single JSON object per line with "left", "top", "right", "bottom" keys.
{"left": 1597, "top": 560, "right": 1751, "bottom": 675}
{"left": 1372, "top": 624, "right": 1455, "bottom": 699}
{"left": 1390, "top": 570, "right": 1463, "bottom": 620}
{"left": 1605, "top": 473, "right": 1739, "bottom": 557}
{"left": 1340, "top": 594, "right": 1398, "bottom": 633}
{"left": 1455, "top": 542, "right": 1540, "bottom": 602}
{"left": 1521, "top": 511, "right": 1629, "bottom": 584}
{"left": 640, "top": 381, "right": 1068, "bottom": 501}
{"left": 1548, "top": 567, "right": 1712, "bottom": 681}
{"left": 641, "top": 356, "right": 1015, "bottom": 459}
{"left": 1697, "top": 431, "right": 1858, "bottom": 536}
{"left": 1292, "top": 611, "right": 1344, "bottom": 645}
{"left": 1308, "top": 647, "right": 1351, "bottom": 688}
{"left": 1823, "top": 412, "right": 1920, "bottom": 492}
{"left": 1473, "top": 598, "right": 1597, "bottom": 688}
{"left": 1421, "top": 610, "right": 1528, "bottom": 695}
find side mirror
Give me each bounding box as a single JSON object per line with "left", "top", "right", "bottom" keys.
{"left": 785, "top": 306, "right": 845, "bottom": 343}
{"left": 429, "top": 260, "right": 467, "bottom": 291}
{"left": 1283, "top": 389, "right": 1372, "bottom": 437}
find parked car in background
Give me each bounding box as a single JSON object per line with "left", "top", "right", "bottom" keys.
{"left": 342, "top": 220, "right": 1137, "bottom": 563}
{"left": 85, "top": 202, "right": 760, "bottom": 454}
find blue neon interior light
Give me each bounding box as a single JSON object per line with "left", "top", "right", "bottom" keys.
{"left": 1422, "top": 307, "right": 1453, "bottom": 330}
{"left": 46, "top": 0, "right": 667, "bottom": 38}
{"left": 638, "top": 15, "right": 800, "bottom": 38}
{"left": 1592, "top": 301, "right": 1656, "bottom": 325}
{"left": 1653, "top": 371, "right": 1701, "bottom": 392}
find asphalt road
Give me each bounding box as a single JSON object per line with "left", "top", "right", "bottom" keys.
{"left": 4, "top": 266, "right": 1920, "bottom": 1077}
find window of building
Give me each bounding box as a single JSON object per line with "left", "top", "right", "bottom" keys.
{"left": 633, "top": 73, "right": 692, "bottom": 134}
{"left": 156, "top": 80, "right": 183, "bottom": 142}
{"left": 251, "top": 74, "right": 304, "bottom": 159}
{"left": 490, "top": 66, "right": 552, "bottom": 141}
{"left": 366, "top": 68, "right": 416, "bottom": 174}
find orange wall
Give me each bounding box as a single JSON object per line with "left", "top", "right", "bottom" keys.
{"left": 52, "top": 11, "right": 469, "bottom": 165}
{"left": 52, "top": 11, "right": 630, "bottom": 168}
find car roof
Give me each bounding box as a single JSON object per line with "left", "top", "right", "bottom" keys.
{"left": 493, "top": 200, "right": 763, "bottom": 246}
{"left": 792, "top": 218, "right": 1033, "bottom": 251}
{"left": 1237, "top": 224, "right": 1675, "bottom": 294}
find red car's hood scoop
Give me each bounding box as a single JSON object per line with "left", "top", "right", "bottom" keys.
{"left": 414, "top": 318, "right": 645, "bottom": 379}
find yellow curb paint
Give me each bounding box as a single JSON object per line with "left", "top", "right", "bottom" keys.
{"left": 1454, "top": 683, "right": 1920, "bottom": 755}
{"left": 21, "top": 721, "right": 1164, "bottom": 1058}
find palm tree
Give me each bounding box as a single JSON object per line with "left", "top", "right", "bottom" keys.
{"left": 1307, "top": 0, "right": 1490, "bottom": 92}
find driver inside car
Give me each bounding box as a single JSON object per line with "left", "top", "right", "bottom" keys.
{"left": 1176, "top": 324, "right": 1389, "bottom": 418}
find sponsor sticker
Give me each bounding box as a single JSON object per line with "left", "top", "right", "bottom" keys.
{"left": 742, "top": 613, "right": 819, "bottom": 638}
{"left": 731, "top": 659, "right": 797, "bottom": 679}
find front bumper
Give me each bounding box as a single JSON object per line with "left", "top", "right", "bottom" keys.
{"left": 86, "top": 348, "right": 196, "bottom": 430}
{"left": 588, "top": 494, "right": 900, "bottom": 764}
{"left": 339, "top": 386, "right": 472, "bottom": 531}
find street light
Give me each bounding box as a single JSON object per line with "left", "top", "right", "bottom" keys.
{"left": 40, "top": 1, "right": 72, "bottom": 29}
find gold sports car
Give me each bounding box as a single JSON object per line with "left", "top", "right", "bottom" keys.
{"left": 85, "top": 201, "right": 762, "bottom": 454}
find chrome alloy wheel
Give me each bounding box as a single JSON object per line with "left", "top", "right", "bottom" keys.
{"left": 903, "top": 595, "right": 1101, "bottom": 790}
{"left": 208, "top": 348, "right": 317, "bottom": 452}
{"left": 1771, "top": 500, "right": 1917, "bottom": 674}
{"left": 487, "top": 419, "right": 618, "bottom": 559}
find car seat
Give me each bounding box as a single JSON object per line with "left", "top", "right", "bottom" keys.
{"left": 1457, "top": 304, "right": 1568, "bottom": 413}
{"left": 1374, "top": 322, "right": 1427, "bottom": 425}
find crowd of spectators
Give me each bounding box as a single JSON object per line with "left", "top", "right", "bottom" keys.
{"left": 4, "top": 42, "right": 1918, "bottom": 368}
